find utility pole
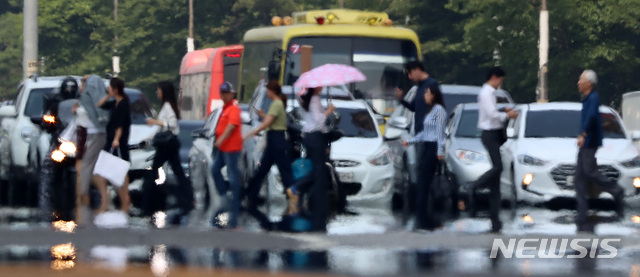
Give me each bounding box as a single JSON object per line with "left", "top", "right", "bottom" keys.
{"left": 112, "top": 0, "right": 120, "bottom": 77}
{"left": 187, "top": 0, "right": 194, "bottom": 52}
{"left": 537, "top": 0, "right": 549, "bottom": 103}
{"left": 23, "top": 0, "right": 38, "bottom": 79}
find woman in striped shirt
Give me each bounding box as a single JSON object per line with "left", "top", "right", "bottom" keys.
{"left": 402, "top": 82, "right": 447, "bottom": 230}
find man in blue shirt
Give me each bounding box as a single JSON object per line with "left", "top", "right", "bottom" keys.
{"left": 575, "top": 69, "right": 624, "bottom": 233}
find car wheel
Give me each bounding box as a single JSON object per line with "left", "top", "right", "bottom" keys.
{"left": 26, "top": 150, "right": 40, "bottom": 207}
{"left": 392, "top": 160, "right": 410, "bottom": 211}
{"left": 509, "top": 164, "right": 518, "bottom": 217}
{"left": 401, "top": 159, "right": 415, "bottom": 215}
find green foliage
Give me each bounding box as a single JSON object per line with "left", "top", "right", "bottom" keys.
{"left": 0, "top": 12, "right": 23, "bottom": 98}
{"left": 2, "top": 0, "right": 640, "bottom": 108}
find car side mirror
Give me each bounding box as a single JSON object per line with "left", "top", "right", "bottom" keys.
{"left": 268, "top": 61, "right": 280, "bottom": 81}
{"left": 384, "top": 127, "right": 403, "bottom": 141}
{"left": 0, "top": 105, "right": 17, "bottom": 118}
{"left": 632, "top": 130, "right": 640, "bottom": 141}
{"left": 192, "top": 129, "right": 208, "bottom": 139}
{"left": 373, "top": 114, "right": 386, "bottom": 126}
{"left": 30, "top": 116, "right": 43, "bottom": 125}
{"left": 241, "top": 111, "right": 251, "bottom": 125}
{"left": 388, "top": 116, "right": 409, "bottom": 130}
{"left": 506, "top": 127, "right": 515, "bottom": 138}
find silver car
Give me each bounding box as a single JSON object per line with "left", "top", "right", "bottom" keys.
{"left": 443, "top": 103, "right": 513, "bottom": 201}
{"left": 384, "top": 85, "right": 513, "bottom": 207}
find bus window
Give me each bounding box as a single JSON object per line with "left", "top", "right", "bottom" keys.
{"left": 223, "top": 53, "right": 241, "bottom": 89}
{"left": 283, "top": 37, "right": 418, "bottom": 115}
{"left": 240, "top": 41, "right": 281, "bottom": 102}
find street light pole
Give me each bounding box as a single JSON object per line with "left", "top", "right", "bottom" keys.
{"left": 537, "top": 0, "right": 549, "bottom": 103}
{"left": 187, "top": 0, "right": 194, "bottom": 52}
{"left": 23, "top": 0, "right": 38, "bottom": 79}
{"left": 112, "top": 0, "right": 120, "bottom": 77}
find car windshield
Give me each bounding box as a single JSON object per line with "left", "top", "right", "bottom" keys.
{"left": 525, "top": 110, "right": 626, "bottom": 139}
{"left": 290, "top": 107, "right": 378, "bottom": 138}
{"left": 455, "top": 110, "right": 481, "bottom": 138}
{"left": 24, "top": 88, "right": 55, "bottom": 117}
{"left": 126, "top": 89, "right": 154, "bottom": 125}
{"left": 443, "top": 94, "right": 478, "bottom": 115}
{"left": 178, "top": 122, "right": 204, "bottom": 150}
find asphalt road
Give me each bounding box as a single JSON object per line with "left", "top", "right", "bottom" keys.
{"left": 1, "top": 200, "right": 640, "bottom": 276}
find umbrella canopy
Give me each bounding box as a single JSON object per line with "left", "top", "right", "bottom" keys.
{"left": 294, "top": 64, "right": 366, "bottom": 95}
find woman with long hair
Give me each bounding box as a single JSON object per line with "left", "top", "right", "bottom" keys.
{"left": 243, "top": 80, "right": 294, "bottom": 209}
{"left": 402, "top": 82, "right": 447, "bottom": 231}
{"left": 142, "top": 81, "right": 194, "bottom": 221}
{"left": 292, "top": 87, "right": 335, "bottom": 231}
{"left": 95, "top": 77, "right": 131, "bottom": 215}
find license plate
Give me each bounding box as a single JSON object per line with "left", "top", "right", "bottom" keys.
{"left": 338, "top": 172, "right": 354, "bottom": 183}
{"left": 566, "top": 176, "right": 574, "bottom": 186}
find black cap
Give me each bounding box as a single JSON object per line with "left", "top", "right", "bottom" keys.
{"left": 220, "top": 81, "right": 235, "bottom": 93}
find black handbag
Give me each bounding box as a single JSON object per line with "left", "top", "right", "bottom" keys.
{"left": 152, "top": 130, "right": 174, "bottom": 147}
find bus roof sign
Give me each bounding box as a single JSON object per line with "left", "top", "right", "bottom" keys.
{"left": 292, "top": 9, "right": 389, "bottom": 25}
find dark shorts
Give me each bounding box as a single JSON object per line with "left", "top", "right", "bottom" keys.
{"left": 76, "top": 126, "right": 87, "bottom": 159}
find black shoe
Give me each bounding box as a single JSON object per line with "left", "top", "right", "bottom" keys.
{"left": 614, "top": 191, "right": 625, "bottom": 220}
{"left": 467, "top": 192, "right": 478, "bottom": 218}
{"left": 246, "top": 196, "right": 266, "bottom": 209}
{"left": 490, "top": 221, "right": 502, "bottom": 233}
{"left": 577, "top": 222, "right": 595, "bottom": 233}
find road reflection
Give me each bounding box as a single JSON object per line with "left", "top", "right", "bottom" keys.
{"left": 0, "top": 244, "right": 637, "bottom": 276}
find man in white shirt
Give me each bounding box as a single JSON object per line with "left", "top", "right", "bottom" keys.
{"left": 472, "top": 67, "right": 518, "bottom": 233}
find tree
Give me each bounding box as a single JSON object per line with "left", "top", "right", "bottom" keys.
{"left": 0, "top": 12, "right": 23, "bottom": 99}
{"left": 447, "top": 0, "right": 640, "bottom": 105}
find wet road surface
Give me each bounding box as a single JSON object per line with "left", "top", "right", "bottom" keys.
{"left": 0, "top": 197, "right": 640, "bottom": 276}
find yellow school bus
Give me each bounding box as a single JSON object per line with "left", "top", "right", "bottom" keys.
{"left": 238, "top": 9, "right": 422, "bottom": 117}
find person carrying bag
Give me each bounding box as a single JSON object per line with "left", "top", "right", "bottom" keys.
{"left": 94, "top": 77, "right": 131, "bottom": 216}
{"left": 94, "top": 147, "right": 131, "bottom": 188}
{"left": 142, "top": 81, "right": 195, "bottom": 222}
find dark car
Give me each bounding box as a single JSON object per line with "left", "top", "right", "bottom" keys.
{"left": 163, "top": 120, "right": 205, "bottom": 184}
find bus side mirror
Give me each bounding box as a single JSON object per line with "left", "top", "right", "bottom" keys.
{"left": 268, "top": 61, "right": 280, "bottom": 81}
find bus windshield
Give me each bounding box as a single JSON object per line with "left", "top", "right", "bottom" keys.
{"left": 283, "top": 37, "right": 418, "bottom": 115}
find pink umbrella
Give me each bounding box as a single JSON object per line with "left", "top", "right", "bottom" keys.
{"left": 294, "top": 64, "right": 366, "bottom": 95}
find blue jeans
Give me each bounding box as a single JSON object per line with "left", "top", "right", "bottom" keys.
{"left": 211, "top": 150, "right": 241, "bottom": 228}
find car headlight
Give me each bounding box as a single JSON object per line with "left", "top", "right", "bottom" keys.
{"left": 455, "top": 149, "right": 487, "bottom": 163}
{"left": 369, "top": 148, "right": 392, "bottom": 166}
{"left": 21, "top": 127, "right": 34, "bottom": 142}
{"left": 59, "top": 141, "right": 77, "bottom": 156}
{"left": 517, "top": 154, "right": 547, "bottom": 166}
{"left": 621, "top": 156, "right": 640, "bottom": 168}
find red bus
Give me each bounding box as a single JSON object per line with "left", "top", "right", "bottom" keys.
{"left": 179, "top": 45, "right": 243, "bottom": 120}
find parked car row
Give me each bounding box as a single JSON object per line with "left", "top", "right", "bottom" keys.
{"left": 0, "top": 75, "right": 162, "bottom": 212}
{"left": 5, "top": 76, "right": 635, "bottom": 218}
{"left": 442, "top": 101, "right": 640, "bottom": 209}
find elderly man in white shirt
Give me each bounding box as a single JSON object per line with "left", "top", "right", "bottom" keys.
{"left": 471, "top": 66, "right": 518, "bottom": 233}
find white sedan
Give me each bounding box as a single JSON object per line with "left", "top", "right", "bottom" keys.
{"left": 264, "top": 99, "right": 395, "bottom": 208}
{"left": 501, "top": 102, "right": 640, "bottom": 203}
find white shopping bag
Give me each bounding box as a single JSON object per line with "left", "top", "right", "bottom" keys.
{"left": 93, "top": 148, "right": 130, "bottom": 187}
{"left": 59, "top": 119, "right": 77, "bottom": 143}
